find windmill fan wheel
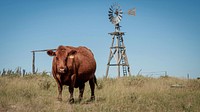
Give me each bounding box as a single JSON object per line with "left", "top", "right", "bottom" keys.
{"left": 108, "top": 3, "right": 123, "bottom": 25}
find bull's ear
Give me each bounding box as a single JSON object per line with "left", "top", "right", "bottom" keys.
{"left": 68, "top": 50, "right": 77, "bottom": 55}
{"left": 47, "top": 50, "right": 56, "bottom": 56}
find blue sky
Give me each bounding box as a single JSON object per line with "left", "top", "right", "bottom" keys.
{"left": 0, "top": 0, "right": 199, "bottom": 78}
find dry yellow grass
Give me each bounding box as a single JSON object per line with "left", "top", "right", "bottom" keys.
{"left": 0, "top": 75, "right": 200, "bottom": 112}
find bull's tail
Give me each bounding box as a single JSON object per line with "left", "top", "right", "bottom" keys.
{"left": 94, "top": 75, "right": 98, "bottom": 86}
{"left": 94, "top": 75, "right": 102, "bottom": 89}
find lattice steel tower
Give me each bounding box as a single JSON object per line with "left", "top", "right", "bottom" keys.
{"left": 106, "top": 3, "right": 135, "bottom": 78}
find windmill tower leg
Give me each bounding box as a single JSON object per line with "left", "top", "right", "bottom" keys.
{"left": 120, "top": 36, "right": 132, "bottom": 76}
{"left": 117, "top": 36, "right": 121, "bottom": 78}
{"left": 106, "top": 36, "right": 115, "bottom": 78}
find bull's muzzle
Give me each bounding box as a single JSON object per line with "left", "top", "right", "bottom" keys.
{"left": 58, "top": 68, "right": 67, "bottom": 73}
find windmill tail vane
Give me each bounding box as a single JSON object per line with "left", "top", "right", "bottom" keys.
{"left": 127, "top": 8, "right": 136, "bottom": 16}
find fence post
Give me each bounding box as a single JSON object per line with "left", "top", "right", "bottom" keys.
{"left": 32, "top": 51, "right": 35, "bottom": 74}
{"left": 22, "top": 69, "right": 25, "bottom": 77}
{"left": 165, "top": 71, "right": 167, "bottom": 76}
{"left": 187, "top": 73, "right": 189, "bottom": 80}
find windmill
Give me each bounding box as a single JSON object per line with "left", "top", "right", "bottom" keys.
{"left": 106, "top": 3, "right": 136, "bottom": 78}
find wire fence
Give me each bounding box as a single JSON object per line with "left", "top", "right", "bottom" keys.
{"left": 138, "top": 70, "right": 168, "bottom": 78}
{"left": 0, "top": 67, "right": 52, "bottom": 77}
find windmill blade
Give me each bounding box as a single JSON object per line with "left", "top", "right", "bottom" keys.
{"left": 118, "top": 15, "right": 122, "bottom": 20}
{"left": 119, "top": 9, "right": 123, "bottom": 14}
{"left": 115, "top": 3, "right": 120, "bottom": 9}
{"left": 108, "top": 13, "right": 113, "bottom": 17}
{"left": 109, "top": 8, "right": 113, "bottom": 12}
{"left": 109, "top": 16, "right": 113, "bottom": 21}
{"left": 109, "top": 15, "right": 113, "bottom": 18}
{"left": 118, "top": 13, "right": 122, "bottom": 20}
{"left": 109, "top": 10, "right": 113, "bottom": 14}
{"left": 118, "top": 16, "right": 121, "bottom": 21}
{"left": 116, "top": 17, "right": 120, "bottom": 22}
{"left": 111, "top": 5, "right": 113, "bottom": 10}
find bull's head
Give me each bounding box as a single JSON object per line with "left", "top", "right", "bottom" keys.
{"left": 47, "top": 46, "right": 76, "bottom": 73}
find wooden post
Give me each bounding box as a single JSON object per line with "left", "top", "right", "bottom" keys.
{"left": 32, "top": 51, "right": 35, "bottom": 74}
{"left": 22, "top": 69, "right": 25, "bottom": 77}
{"left": 165, "top": 71, "right": 167, "bottom": 76}
{"left": 31, "top": 49, "right": 56, "bottom": 75}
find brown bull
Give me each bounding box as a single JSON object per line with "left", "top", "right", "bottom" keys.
{"left": 47, "top": 45, "right": 97, "bottom": 103}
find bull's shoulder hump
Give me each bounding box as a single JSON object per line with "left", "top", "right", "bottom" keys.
{"left": 65, "top": 46, "right": 77, "bottom": 49}
{"left": 77, "top": 46, "right": 94, "bottom": 56}
{"left": 64, "top": 46, "right": 94, "bottom": 56}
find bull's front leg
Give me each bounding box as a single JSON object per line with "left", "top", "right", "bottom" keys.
{"left": 57, "top": 83, "right": 63, "bottom": 101}
{"left": 68, "top": 85, "right": 74, "bottom": 104}
{"left": 55, "top": 74, "right": 63, "bottom": 101}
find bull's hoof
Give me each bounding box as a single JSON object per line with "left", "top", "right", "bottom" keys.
{"left": 78, "top": 98, "right": 82, "bottom": 103}
{"left": 86, "top": 96, "right": 95, "bottom": 102}
{"left": 69, "top": 98, "right": 74, "bottom": 104}
{"left": 57, "top": 98, "right": 62, "bottom": 101}
{"left": 90, "top": 96, "right": 95, "bottom": 101}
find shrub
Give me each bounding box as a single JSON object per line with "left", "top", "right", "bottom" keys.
{"left": 38, "top": 78, "right": 52, "bottom": 90}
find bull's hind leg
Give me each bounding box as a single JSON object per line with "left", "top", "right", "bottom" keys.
{"left": 68, "top": 74, "right": 76, "bottom": 104}
{"left": 78, "top": 83, "right": 85, "bottom": 102}
{"left": 89, "top": 77, "right": 95, "bottom": 101}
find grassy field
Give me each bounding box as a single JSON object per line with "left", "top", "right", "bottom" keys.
{"left": 0, "top": 75, "right": 200, "bottom": 112}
